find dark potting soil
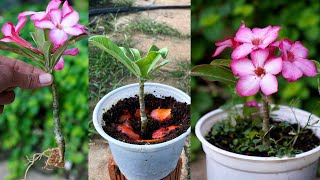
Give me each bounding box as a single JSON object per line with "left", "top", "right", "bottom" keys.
{"left": 102, "top": 94, "right": 190, "bottom": 144}
{"left": 206, "top": 119, "right": 320, "bottom": 157}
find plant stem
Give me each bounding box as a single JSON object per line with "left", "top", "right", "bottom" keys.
{"left": 139, "top": 79, "right": 147, "bottom": 133}
{"left": 261, "top": 94, "right": 270, "bottom": 146}
{"left": 51, "top": 81, "right": 65, "bottom": 166}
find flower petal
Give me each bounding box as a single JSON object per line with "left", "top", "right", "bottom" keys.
{"left": 0, "top": 37, "right": 13, "bottom": 42}
{"left": 61, "top": 10, "right": 79, "bottom": 27}
{"left": 49, "top": 29, "right": 68, "bottom": 45}
{"left": 212, "top": 38, "right": 234, "bottom": 57}
{"left": 293, "top": 58, "right": 318, "bottom": 77}
{"left": 75, "top": 24, "right": 88, "bottom": 30}
{"left": 289, "top": 41, "right": 308, "bottom": 59}
{"left": 30, "top": 12, "right": 48, "bottom": 21}
{"left": 260, "top": 74, "right": 278, "bottom": 95}
{"left": 252, "top": 26, "right": 271, "bottom": 39}
{"left": 236, "top": 75, "right": 261, "bottom": 96}
{"left": 1, "top": 23, "right": 14, "bottom": 36}
{"left": 54, "top": 57, "right": 64, "bottom": 71}
{"left": 261, "top": 26, "right": 281, "bottom": 48}
{"left": 63, "top": 27, "right": 84, "bottom": 36}
{"left": 62, "top": 0, "right": 73, "bottom": 17}
{"left": 230, "top": 58, "right": 255, "bottom": 76}
{"left": 18, "top": 11, "right": 36, "bottom": 19}
{"left": 264, "top": 57, "right": 282, "bottom": 75}
{"left": 49, "top": 9, "right": 62, "bottom": 25}
{"left": 46, "top": 0, "right": 62, "bottom": 13}
{"left": 231, "top": 43, "right": 254, "bottom": 59}
{"left": 282, "top": 61, "right": 303, "bottom": 82}
{"left": 34, "top": 20, "right": 55, "bottom": 29}
{"left": 63, "top": 48, "right": 79, "bottom": 56}
{"left": 234, "top": 27, "right": 254, "bottom": 43}
{"left": 251, "top": 49, "right": 269, "bottom": 68}
{"left": 15, "top": 17, "right": 27, "bottom": 33}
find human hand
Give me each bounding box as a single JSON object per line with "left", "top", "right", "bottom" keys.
{"left": 0, "top": 56, "right": 53, "bottom": 113}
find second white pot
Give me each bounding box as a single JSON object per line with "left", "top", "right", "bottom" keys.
{"left": 93, "top": 83, "right": 191, "bottom": 180}
{"left": 196, "top": 105, "right": 320, "bottom": 180}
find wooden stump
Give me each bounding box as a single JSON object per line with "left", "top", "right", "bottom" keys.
{"left": 108, "top": 156, "right": 182, "bottom": 180}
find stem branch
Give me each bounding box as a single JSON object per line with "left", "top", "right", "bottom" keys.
{"left": 139, "top": 79, "right": 147, "bottom": 133}
{"left": 261, "top": 94, "right": 270, "bottom": 146}
{"left": 51, "top": 81, "right": 65, "bottom": 166}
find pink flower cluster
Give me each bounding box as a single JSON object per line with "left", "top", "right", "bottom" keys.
{"left": 0, "top": 0, "right": 86, "bottom": 70}
{"left": 213, "top": 23, "right": 318, "bottom": 97}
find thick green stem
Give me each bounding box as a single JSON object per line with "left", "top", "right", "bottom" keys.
{"left": 261, "top": 94, "right": 270, "bottom": 146}
{"left": 139, "top": 79, "right": 147, "bottom": 133}
{"left": 51, "top": 81, "right": 65, "bottom": 165}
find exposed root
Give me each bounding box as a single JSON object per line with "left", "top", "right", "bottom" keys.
{"left": 23, "top": 147, "right": 64, "bottom": 180}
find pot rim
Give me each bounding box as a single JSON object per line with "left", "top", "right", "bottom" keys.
{"left": 195, "top": 104, "right": 320, "bottom": 161}
{"left": 93, "top": 82, "right": 191, "bottom": 150}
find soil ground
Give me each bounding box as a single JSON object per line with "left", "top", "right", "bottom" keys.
{"left": 89, "top": 0, "right": 191, "bottom": 179}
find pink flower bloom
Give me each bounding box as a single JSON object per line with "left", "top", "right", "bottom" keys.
{"left": 278, "top": 39, "right": 318, "bottom": 82}
{"left": 232, "top": 24, "right": 281, "bottom": 60}
{"left": 246, "top": 100, "right": 259, "bottom": 107}
{"left": 212, "top": 38, "right": 241, "bottom": 57}
{"left": 18, "top": 0, "right": 61, "bottom": 21}
{"left": 231, "top": 49, "right": 282, "bottom": 96}
{"left": 53, "top": 48, "right": 79, "bottom": 70}
{"left": 34, "top": 7, "right": 84, "bottom": 46}
{"left": 0, "top": 18, "right": 39, "bottom": 52}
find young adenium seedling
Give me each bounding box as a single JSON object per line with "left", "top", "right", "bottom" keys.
{"left": 192, "top": 22, "right": 319, "bottom": 146}
{"left": 0, "top": 0, "right": 87, "bottom": 177}
{"left": 89, "top": 36, "right": 171, "bottom": 133}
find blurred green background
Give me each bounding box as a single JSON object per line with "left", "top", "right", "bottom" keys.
{"left": 0, "top": 0, "right": 88, "bottom": 179}
{"left": 191, "top": 0, "right": 320, "bottom": 162}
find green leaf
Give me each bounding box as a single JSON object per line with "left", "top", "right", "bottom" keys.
{"left": 42, "top": 41, "right": 53, "bottom": 67}
{"left": 89, "top": 35, "right": 140, "bottom": 77}
{"left": 129, "top": 48, "right": 141, "bottom": 61}
{"left": 31, "top": 28, "right": 46, "bottom": 49}
{"left": 210, "top": 59, "right": 231, "bottom": 67}
{"left": 191, "top": 64, "right": 237, "bottom": 85}
{"left": 136, "top": 51, "right": 161, "bottom": 78}
{"left": 119, "top": 47, "right": 134, "bottom": 60}
{"left": 148, "top": 45, "right": 168, "bottom": 58}
{"left": 311, "top": 60, "right": 320, "bottom": 73}
{"left": 148, "top": 44, "right": 160, "bottom": 52}
{"left": 0, "top": 42, "right": 44, "bottom": 67}
{"left": 149, "top": 59, "right": 172, "bottom": 74}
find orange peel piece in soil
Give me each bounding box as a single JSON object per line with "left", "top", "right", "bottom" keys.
{"left": 117, "top": 125, "right": 141, "bottom": 140}
{"left": 119, "top": 109, "right": 132, "bottom": 122}
{"left": 137, "top": 138, "right": 164, "bottom": 143}
{"left": 150, "top": 108, "right": 172, "bottom": 122}
{"left": 152, "top": 125, "right": 179, "bottom": 139}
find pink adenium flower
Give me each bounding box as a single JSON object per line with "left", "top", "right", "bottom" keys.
{"left": 0, "top": 18, "right": 39, "bottom": 52}
{"left": 18, "top": 0, "right": 61, "bottom": 21}
{"left": 231, "top": 49, "right": 282, "bottom": 96}
{"left": 34, "top": 5, "right": 84, "bottom": 46}
{"left": 232, "top": 23, "right": 281, "bottom": 60}
{"left": 54, "top": 48, "right": 79, "bottom": 70}
{"left": 278, "top": 39, "right": 318, "bottom": 82}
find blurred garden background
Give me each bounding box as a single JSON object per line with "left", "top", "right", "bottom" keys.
{"left": 191, "top": 0, "right": 320, "bottom": 178}
{"left": 0, "top": 0, "right": 88, "bottom": 179}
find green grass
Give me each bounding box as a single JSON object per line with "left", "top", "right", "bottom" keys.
{"left": 112, "top": 0, "right": 135, "bottom": 7}
{"left": 127, "top": 18, "right": 189, "bottom": 38}
{"left": 90, "top": 0, "right": 135, "bottom": 8}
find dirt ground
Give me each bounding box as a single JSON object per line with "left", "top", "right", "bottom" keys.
{"left": 89, "top": 0, "right": 191, "bottom": 179}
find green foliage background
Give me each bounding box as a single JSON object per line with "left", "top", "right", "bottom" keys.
{"left": 0, "top": 1, "right": 88, "bottom": 179}
{"left": 191, "top": 0, "right": 320, "bottom": 161}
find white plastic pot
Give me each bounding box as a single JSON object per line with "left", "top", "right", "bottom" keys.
{"left": 196, "top": 105, "right": 320, "bottom": 180}
{"left": 93, "top": 83, "right": 191, "bottom": 180}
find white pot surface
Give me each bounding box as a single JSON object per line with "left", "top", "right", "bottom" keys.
{"left": 93, "top": 83, "right": 191, "bottom": 180}
{"left": 196, "top": 105, "right": 320, "bottom": 180}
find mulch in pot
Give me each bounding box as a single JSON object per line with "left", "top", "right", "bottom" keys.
{"left": 102, "top": 94, "right": 190, "bottom": 145}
